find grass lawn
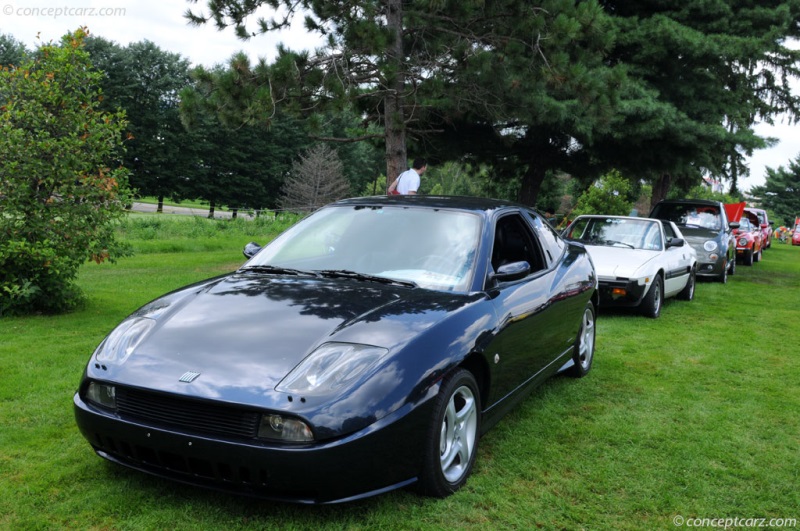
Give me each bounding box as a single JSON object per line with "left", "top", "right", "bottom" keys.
{"left": 1, "top": 216, "right": 799, "bottom": 530}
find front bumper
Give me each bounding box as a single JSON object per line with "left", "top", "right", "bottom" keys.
{"left": 74, "top": 391, "right": 432, "bottom": 504}
{"left": 598, "top": 278, "right": 648, "bottom": 308}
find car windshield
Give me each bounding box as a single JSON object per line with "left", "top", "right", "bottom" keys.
{"left": 246, "top": 205, "right": 482, "bottom": 292}
{"left": 738, "top": 218, "right": 752, "bottom": 231}
{"left": 566, "top": 218, "right": 663, "bottom": 250}
{"left": 652, "top": 203, "right": 722, "bottom": 230}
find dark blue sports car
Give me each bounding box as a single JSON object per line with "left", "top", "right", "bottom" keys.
{"left": 74, "top": 196, "right": 598, "bottom": 504}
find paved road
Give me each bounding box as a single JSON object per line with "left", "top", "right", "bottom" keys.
{"left": 131, "top": 202, "right": 253, "bottom": 219}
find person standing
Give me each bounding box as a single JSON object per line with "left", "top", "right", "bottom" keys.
{"left": 389, "top": 158, "right": 427, "bottom": 195}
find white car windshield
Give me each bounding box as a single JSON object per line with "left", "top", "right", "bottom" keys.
{"left": 567, "top": 218, "right": 663, "bottom": 251}
{"left": 246, "top": 205, "right": 482, "bottom": 292}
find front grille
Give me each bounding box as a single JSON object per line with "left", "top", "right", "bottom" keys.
{"left": 116, "top": 387, "right": 261, "bottom": 439}
{"left": 92, "top": 434, "right": 317, "bottom": 502}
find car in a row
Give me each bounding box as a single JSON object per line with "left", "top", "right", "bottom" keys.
{"left": 74, "top": 196, "right": 599, "bottom": 504}
{"left": 561, "top": 214, "right": 696, "bottom": 318}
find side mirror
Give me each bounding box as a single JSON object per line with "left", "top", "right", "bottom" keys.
{"left": 243, "top": 242, "right": 262, "bottom": 259}
{"left": 667, "top": 237, "right": 685, "bottom": 248}
{"left": 491, "top": 261, "right": 531, "bottom": 283}
{"left": 729, "top": 222, "right": 740, "bottom": 230}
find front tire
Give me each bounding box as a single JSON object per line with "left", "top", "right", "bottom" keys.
{"left": 639, "top": 275, "right": 663, "bottom": 318}
{"left": 677, "top": 266, "right": 696, "bottom": 301}
{"left": 568, "top": 301, "right": 596, "bottom": 378}
{"left": 418, "top": 369, "right": 480, "bottom": 498}
{"left": 744, "top": 248, "right": 753, "bottom": 266}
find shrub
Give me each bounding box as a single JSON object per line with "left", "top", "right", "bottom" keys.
{"left": 0, "top": 28, "right": 132, "bottom": 315}
{"left": 570, "top": 169, "right": 634, "bottom": 217}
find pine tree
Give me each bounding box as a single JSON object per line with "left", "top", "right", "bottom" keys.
{"left": 279, "top": 144, "right": 350, "bottom": 211}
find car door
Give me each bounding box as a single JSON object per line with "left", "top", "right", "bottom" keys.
{"left": 662, "top": 221, "right": 692, "bottom": 296}
{"left": 483, "top": 212, "right": 576, "bottom": 407}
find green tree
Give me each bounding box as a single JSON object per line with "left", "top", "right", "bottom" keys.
{"left": 185, "top": 0, "right": 622, "bottom": 204}
{"left": 591, "top": 1, "right": 800, "bottom": 206}
{"left": 750, "top": 155, "right": 800, "bottom": 227}
{"left": 0, "top": 33, "right": 29, "bottom": 66}
{"left": 0, "top": 29, "right": 131, "bottom": 315}
{"left": 85, "top": 37, "right": 196, "bottom": 210}
{"left": 570, "top": 170, "right": 633, "bottom": 217}
{"left": 181, "top": 87, "right": 312, "bottom": 212}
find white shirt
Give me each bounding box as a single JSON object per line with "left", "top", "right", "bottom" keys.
{"left": 396, "top": 168, "right": 420, "bottom": 195}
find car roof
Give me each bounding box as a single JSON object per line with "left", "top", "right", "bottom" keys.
{"left": 571, "top": 214, "right": 663, "bottom": 223}
{"left": 333, "top": 195, "right": 532, "bottom": 215}
{"left": 653, "top": 198, "right": 722, "bottom": 207}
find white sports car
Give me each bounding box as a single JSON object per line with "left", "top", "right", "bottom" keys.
{"left": 563, "top": 215, "right": 697, "bottom": 318}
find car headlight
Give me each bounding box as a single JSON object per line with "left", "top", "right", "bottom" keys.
{"left": 738, "top": 237, "right": 748, "bottom": 246}
{"left": 94, "top": 317, "right": 156, "bottom": 364}
{"left": 258, "top": 414, "right": 313, "bottom": 442}
{"left": 86, "top": 381, "right": 117, "bottom": 409}
{"left": 703, "top": 241, "right": 718, "bottom": 252}
{"left": 276, "top": 343, "right": 389, "bottom": 396}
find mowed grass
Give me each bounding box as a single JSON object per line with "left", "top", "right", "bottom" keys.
{"left": 1, "top": 215, "right": 799, "bottom": 530}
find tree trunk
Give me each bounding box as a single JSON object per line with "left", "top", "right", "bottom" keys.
{"left": 208, "top": 199, "right": 216, "bottom": 219}
{"left": 232, "top": 208, "right": 238, "bottom": 219}
{"left": 518, "top": 165, "right": 546, "bottom": 206}
{"left": 383, "top": 0, "right": 407, "bottom": 190}
{"left": 157, "top": 195, "right": 164, "bottom": 214}
{"left": 650, "top": 173, "right": 672, "bottom": 211}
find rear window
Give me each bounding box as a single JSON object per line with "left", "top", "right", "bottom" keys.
{"left": 651, "top": 203, "right": 722, "bottom": 231}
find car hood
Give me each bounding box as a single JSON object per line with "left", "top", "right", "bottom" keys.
{"left": 678, "top": 226, "right": 724, "bottom": 241}
{"left": 91, "top": 272, "right": 478, "bottom": 408}
{"left": 584, "top": 246, "right": 659, "bottom": 278}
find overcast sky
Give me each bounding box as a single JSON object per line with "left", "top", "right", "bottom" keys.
{"left": 3, "top": 0, "right": 798, "bottom": 192}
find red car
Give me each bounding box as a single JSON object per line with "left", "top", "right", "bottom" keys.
{"left": 793, "top": 229, "right": 800, "bottom": 246}
{"left": 734, "top": 214, "right": 763, "bottom": 265}
{"left": 745, "top": 207, "right": 773, "bottom": 249}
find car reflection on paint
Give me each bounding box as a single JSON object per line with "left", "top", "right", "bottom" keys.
{"left": 74, "top": 196, "right": 598, "bottom": 504}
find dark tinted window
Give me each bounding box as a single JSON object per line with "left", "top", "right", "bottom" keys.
{"left": 492, "top": 214, "right": 546, "bottom": 274}
{"left": 524, "top": 210, "right": 564, "bottom": 266}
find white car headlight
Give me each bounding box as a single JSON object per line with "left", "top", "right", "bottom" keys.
{"left": 703, "top": 241, "right": 718, "bottom": 252}
{"left": 94, "top": 317, "right": 156, "bottom": 364}
{"left": 738, "top": 237, "right": 748, "bottom": 246}
{"left": 276, "top": 343, "right": 389, "bottom": 396}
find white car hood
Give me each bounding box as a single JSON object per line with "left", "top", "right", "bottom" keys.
{"left": 585, "top": 246, "right": 659, "bottom": 279}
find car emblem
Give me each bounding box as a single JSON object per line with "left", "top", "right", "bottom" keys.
{"left": 179, "top": 371, "right": 201, "bottom": 383}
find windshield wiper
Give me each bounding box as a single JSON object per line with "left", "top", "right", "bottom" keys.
{"left": 240, "top": 265, "right": 321, "bottom": 277}
{"left": 315, "top": 269, "right": 417, "bottom": 288}
{"left": 604, "top": 240, "right": 635, "bottom": 249}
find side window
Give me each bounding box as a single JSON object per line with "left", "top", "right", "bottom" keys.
{"left": 643, "top": 223, "right": 663, "bottom": 250}
{"left": 524, "top": 210, "right": 564, "bottom": 266}
{"left": 663, "top": 223, "right": 676, "bottom": 240}
{"left": 491, "top": 214, "right": 546, "bottom": 274}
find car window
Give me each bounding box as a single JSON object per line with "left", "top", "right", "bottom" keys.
{"left": 566, "top": 217, "right": 662, "bottom": 250}
{"left": 249, "top": 206, "right": 482, "bottom": 292}
{"left": 524, "top": 210, "right": 564, "bottom": 266}
{"left": 491, "top": 214, "right": 546, "bottom": 275}
{"left": 652, "top": 203, "right": 722, "bottom": 230}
